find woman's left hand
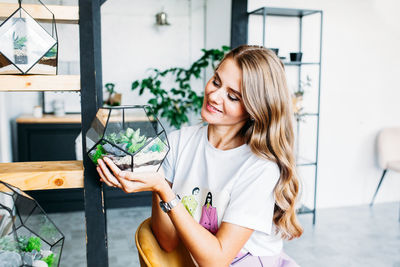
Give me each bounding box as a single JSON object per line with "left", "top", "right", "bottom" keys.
{"left": 96, "top": 157, "right": 166, "bottom": 194}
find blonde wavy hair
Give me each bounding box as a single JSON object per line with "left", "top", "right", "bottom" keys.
{"left": 220, "top": 45, "right": 303, "bottom": 240}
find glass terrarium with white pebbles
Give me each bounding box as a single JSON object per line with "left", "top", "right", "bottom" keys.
{"left": 86, "top": 105, "right": 170, "bottom": 172}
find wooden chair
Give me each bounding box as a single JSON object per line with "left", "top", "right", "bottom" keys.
{"left": 135, "top": 218, "right": 196, "bottom": 267}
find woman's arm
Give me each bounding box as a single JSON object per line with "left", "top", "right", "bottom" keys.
{"left": 150, "top": 182, "right": 180, "bottom": 252}
{"left": 97, "top": 157, "right": 254, "bottom": 266}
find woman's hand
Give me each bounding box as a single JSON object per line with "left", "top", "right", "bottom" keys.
{"left": 96, "top": 157, "right": 166, "bottom": 194}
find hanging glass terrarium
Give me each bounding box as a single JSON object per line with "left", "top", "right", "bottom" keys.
{"left": 0, "top": 181, "right": 64, "bottom": 267}
{"left": 0, "top": 0, "right": 58, "bottom": 75}
{"left": 86, "top": 105, "right": 170, "bottom": 173}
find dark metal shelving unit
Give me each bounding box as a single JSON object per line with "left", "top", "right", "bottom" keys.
{"left": 247, "top": 6, "right": 323, "bottom": 224}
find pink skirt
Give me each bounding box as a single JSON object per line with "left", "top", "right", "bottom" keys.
{"left": 230, "top": 251, "right": 300, "bottom": 267}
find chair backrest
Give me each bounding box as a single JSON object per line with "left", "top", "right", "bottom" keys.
{"left": 377, "top": 127, "right": 400, "bottom": 169}
{"left": 135, "top": 217, "right": 196, "bottom": 267}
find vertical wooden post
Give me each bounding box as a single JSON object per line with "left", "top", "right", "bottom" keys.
{"left": 230, "top": 0, "right": 248, "bottom": 48}
{"left": 79, "top": 0, "right": 108, "bottom": 266}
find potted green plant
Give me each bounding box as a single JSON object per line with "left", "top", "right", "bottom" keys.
{"left": 104, "top": 83, "right": 121, "bottom": 107}
{"left": 13, "top": 32, "right": 27, "bottom": 64}
{"left": 292, "top": 75, "right": 311, "bottom": 115}
{"left": 131, "top": 46, "right": 230, "bottom": 129}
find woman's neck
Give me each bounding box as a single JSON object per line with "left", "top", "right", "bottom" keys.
{"left": 207, "top": 123, "right": 246, "bottom": 150}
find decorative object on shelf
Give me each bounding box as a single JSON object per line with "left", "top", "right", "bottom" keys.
{"left": 131, "top": 46, "right": 230, "bottom": 129}
{"left": 0, "top": 0, "right": 58, "bottom": 75}
{"left": 0, "top": 180, "right": 64, "bottom": 267}
{"left": 269, "top": 48, "right": 279, "bottom": 56}
{"left": 289, "top": 52, "right": 303, "bottom": 62}
{"left": 104, "top": 83, "right": 121, "bottom": 107}
{"left": 155, "top": 10, "right": 170, "bottom": 26}
{"left": 86, "top": 105, "right": 170, "bottom": 173}
{"left": 292, "top": 75, "right": 311, "bottom": 115}
{"left": 42, "top": 92, "right": 81, "bottom": 114}
{"left": 33, "top": 105, "right": 43, "bottom": 118}
{"left": 52, "top": 99, "right": 65, "bottom": 117}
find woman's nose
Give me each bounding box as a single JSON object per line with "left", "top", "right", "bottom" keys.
{"left": 208, "top": 88, "right": 224, "bottom": 104}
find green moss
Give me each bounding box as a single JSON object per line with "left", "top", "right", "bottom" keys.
{"left": 43, "top": 253, "right": 55, "bottom": 267}
{"left": 24, "top": 236, "right": 41, "bottom": 252}
{"left": 92, "top": 144, "right": 106, "bottom": 164}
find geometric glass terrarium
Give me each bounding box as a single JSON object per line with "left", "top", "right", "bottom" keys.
{"left": 0, "top": 1, "right": 58, "bottom": 75}
{"left": 86, "top": 105, "right": 170, "bottom": 172}
{"left": 0, "top": 181, "right": 64, "bottom": 267}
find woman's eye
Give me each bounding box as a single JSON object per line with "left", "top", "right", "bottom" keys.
{"left": 212, "top": 79, "right": 220, "bottom": 87}
{"left": 228, "top": 93, "right": 239, "bottom": 101}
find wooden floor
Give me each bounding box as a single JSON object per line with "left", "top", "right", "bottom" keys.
{"left": 48, "top": 202, "right": 400, "bottom": 267}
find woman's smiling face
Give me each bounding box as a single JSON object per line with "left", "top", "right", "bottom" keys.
{"left": 201, "top": 58, "right": 249, "bottom": 126}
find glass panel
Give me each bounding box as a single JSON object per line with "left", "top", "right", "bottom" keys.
{"left": 51, "top": 238, "right": 64, "bottom": 267}
{"left": 14, "top": 194, "right": 36, "bottom": 226}
{"left": 133, "top": 131, "right": 169, "bottom": 173}
{"left": 21, "top": 206, "right": 63, "bottom": 245}
{"left": 0, "top": 52, "right": 20, "bottom": 74}
{"left": 27, "top": 43, "right": 57, "bottom": 74}
{"left": 0, "top": 192, "right": 15, "bottom": 217}
{"left": 102, "top": 142, "right": 132, "bottom": 171}
{"left": 0, "top": 209, "right": 15, "bottom": 238}
{"left": 86, "top": 108, "right": 110, "bottom": 153}
{"left": 0, "top": 8, "right": 56, "bottom": 74}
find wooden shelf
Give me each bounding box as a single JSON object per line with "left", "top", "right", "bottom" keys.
{"left": 16, "top": 114, "right": 82, "bottom": 124}
{"left": 0, "top": 160, "right": 84, "bottom": 190}
{"left": 15, "top": 113, "right": 153, "bottom": 124}
{"left": 0, "top": 75, "right": 80, "bottom": 92}
{"left": 0, "top": 3, "right": 79, "bottom": 24}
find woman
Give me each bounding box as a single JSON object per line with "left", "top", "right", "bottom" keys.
{"left": 97, "top": 45, "right": 303, "bottom": 266}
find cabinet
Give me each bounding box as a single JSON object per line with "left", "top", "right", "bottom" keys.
{"left": 247, "top": 7, "right": 323, "bottom": 224}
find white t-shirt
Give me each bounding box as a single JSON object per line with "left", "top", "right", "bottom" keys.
{"left": 162, "top": 124, "right": 283, "bottom": 256}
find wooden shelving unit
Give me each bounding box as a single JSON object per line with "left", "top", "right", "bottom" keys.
{"left": 0, "top": 1, "right": 108, "bottom": 266}
{"left": 0, "top": 3, "right": 79, "bottom": 24}
{"left": 0, "top": 161, "right": 84, "bottom": 190}
{"left": 0, "top": 75, "right": 80, "bottom": 92}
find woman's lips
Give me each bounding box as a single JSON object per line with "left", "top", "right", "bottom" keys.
{"left": 206, "top": 102, "right": 222, "bottom": 113}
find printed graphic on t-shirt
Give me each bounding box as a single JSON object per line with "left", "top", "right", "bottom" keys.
{"left": 199, "top": 192, "right": 218, "bottom": 234}
{"left": 181, "top": 187, "right": 200, "bottom": 217}
{"left": 180, "top": 186, "right": 227, "bottom": 235}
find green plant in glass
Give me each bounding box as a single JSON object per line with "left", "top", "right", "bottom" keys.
{"left": 131, "top": 46, "right": 230, "bottom": 129}
{"left": 13, "top": 32, "right": 27, "bottom": 50}
{"left": 44, "top": 46, "right": 57, "bottom": 58}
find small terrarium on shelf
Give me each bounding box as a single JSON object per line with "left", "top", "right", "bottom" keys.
{"left": 0, "top": 0, "right": 58, "bottom": 75}
{"left": 0, "top": 181, "right": 64, "bottom": 267}
{"left": 86, "top": 105, "right": 170, "bottom": 172}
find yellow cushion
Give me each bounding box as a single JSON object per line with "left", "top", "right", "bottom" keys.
{"left": 135, "top": 218, "right": 196, "bottom": 267}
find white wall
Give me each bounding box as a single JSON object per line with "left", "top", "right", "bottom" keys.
{"left": 248, "top": 0, "right": 400, "bottom": 208}
{"left": 0, "top": 0, "right": 208, "bottom": 160}
{"left": 101, "top": 0, "right": 207, "bottom": 131}
{"left": 101, "top": 0, "right": 205, "bottom": 102}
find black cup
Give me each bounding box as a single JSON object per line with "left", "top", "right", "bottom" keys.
{"left": 290, "top": 52, "right": 303, "bottom": 62}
